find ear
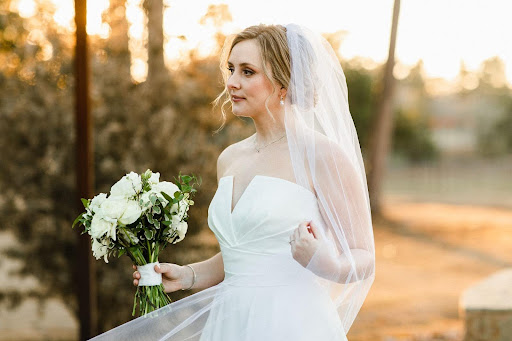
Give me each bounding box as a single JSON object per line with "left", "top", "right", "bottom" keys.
{"left": 280, "top": 86, "right": 287, "bottom": 98}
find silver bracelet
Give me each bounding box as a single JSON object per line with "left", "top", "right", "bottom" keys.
{"left": 181, "top": 264, "right": 196, "bottom": 290}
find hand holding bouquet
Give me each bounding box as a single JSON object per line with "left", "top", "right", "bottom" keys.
{"left": 72, "top": 169, "right": 200, "bottom": 316}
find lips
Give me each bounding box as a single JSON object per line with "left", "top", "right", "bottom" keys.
{"left": 231, "top": 95, "right": 245, "bottom": 101}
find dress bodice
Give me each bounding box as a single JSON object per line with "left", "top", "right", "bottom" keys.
{"left": 207, "top": 175, "right": 325, "bottom": 286}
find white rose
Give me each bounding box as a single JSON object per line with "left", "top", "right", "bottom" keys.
{"left": 172, "top": 221, "right": 188, "bottom": 244}
{"left": 92, "top": 238, "right": 109, "bottom": 263}
{"left": 140, "top": 191, "right": 154, "bottom": 212}
{"left": 90, "top": 213, "right": 117, "bottom": 240}
{"left": 148, "top": 172, "right": 160, "bottom": 185}
{"left": 153, "top": 181, "right": 179, "bottom": 201}
{"left": 126, "top": 171, "right": 142, "bottom": 192}
{"left": 119, "top": 199, "right": 142, "bottom": 225}
{"left": 111, "top": 172, "right": 142, "bottom": 198}
{"left": 90, "top": 193, "right": 107, "bottom": 213}
{"left": 101, "top": 196, "right": 129, "bottom": 220}
{"left": 170, "top": 214, "right": 181, "bottom": 229}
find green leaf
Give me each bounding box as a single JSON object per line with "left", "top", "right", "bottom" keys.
{"left": 161, "top": 191, "right": 173, "bottom": 202}
{"left": 162, "top": 220, "right": 172, "bottom": 226}
{"left": 153, "top": 220, "right": 160, "bottom": 229}
{"left": 144, "top": 230, "right": 154, "bottom": 240}
{"left": 153, "top": 205, "right": 161, "bottom": 214}
{"left": 150, "top": 193, "right": 157, "bottom": 205}
{"left": 81, "top": 198, "right": 89, "bottom": 208}
{"left": 118, "top": 249, "right": 126, "bottom": 257}
{"left": 72, "top": 213, "right": 83, "bottom": 229}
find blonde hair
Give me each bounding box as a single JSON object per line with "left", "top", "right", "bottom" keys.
{"left": 212, "top": 24, "right": 291, "bottom": 133}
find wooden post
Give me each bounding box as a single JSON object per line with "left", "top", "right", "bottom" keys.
{"left": 74, "top": 0, "right": 97, "bottom": 339}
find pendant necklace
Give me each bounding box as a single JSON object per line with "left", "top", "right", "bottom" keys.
{"left": 254, "top": 134, "right": 286, "bottom": 153}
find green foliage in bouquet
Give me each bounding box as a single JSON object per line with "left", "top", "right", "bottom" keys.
{"left": 72, "top": 169, "right": 201, "bottom": 316}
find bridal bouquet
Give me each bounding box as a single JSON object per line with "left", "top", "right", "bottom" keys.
{"left": 72, "top": 169, "right": 200, "bottom": 316}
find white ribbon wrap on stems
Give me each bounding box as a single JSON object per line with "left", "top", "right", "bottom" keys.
{"left": 137, "top": 262, "right": 162, "bottom": 286}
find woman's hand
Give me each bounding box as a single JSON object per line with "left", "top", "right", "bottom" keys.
{"left": 290, "top": 220, "right": 323, "bottom": 267}
{"left": 132, "top": 263, "right": 194, "bottom": 293}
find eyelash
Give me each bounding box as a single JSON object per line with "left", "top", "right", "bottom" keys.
{"left": 227, "top": 67, "right": 254, "bottom": 76}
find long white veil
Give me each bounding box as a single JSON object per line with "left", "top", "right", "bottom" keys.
{"left": 285, "top": 23, "right": 375, "bottom": 331}
{"left": 89, "top": 23, "right": 375, "bottom": 341}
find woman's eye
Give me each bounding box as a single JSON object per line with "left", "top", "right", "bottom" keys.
{"left": 227, "top": 67, "right": 234, "bottom": 74}
{"left": 243, "top": 69, "right": 254, "bottom": 75}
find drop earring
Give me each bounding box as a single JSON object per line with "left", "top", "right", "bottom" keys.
{"left": 280, "top": 96, "right": 284, "bottom": 106}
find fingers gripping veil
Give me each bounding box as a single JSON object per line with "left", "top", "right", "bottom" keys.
{"left": 284, "top": 23, "right": 375, "bottom": 332}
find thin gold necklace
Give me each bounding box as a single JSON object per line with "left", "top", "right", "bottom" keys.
{"left": 253, "top": 134, "right": 286, "bottom": 153}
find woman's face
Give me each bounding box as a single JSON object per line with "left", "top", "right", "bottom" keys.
{"left": 227, "top": 39, "right": 282, "bottom": 118}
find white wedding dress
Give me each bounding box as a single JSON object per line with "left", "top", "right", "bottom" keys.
{"left": 90, "top": 174, "right": 347, "bottom": 341}
{"left": 199, "top": 175, "right": 345, "bottom": 340}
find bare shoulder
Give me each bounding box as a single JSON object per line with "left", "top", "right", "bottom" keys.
{"left": 216, "top": 135, "right": 254, "bottom": 183}
{"left": 313, "top": 130, "right": 346, "bottom": 159}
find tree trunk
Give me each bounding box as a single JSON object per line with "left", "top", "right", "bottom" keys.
{"left": 366, "top": 0, "right": 401, "bottom": 216}
{"left": 144, "top": 0, "right": 168, "bottom": 98}
{"left": 107, "top": 0, "right": 131, "bottom": 80}
{"left": 74, "top": 0, "right": 97, "bottom": 339}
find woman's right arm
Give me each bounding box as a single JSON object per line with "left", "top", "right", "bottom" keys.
{"left": 132, "top": 252, "right": 224, "bottom": 292}
{"left": 179, "top": 252, "right": 224, "bottom": 290}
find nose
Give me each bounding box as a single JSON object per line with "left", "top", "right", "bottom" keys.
{"left": 227, "top": 73, "right": 240, "bottom": 90}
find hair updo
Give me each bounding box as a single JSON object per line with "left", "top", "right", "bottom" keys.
{"left": 212, "top": 24, "right": 291, "bottom": 132}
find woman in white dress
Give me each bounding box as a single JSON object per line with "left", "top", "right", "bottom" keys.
{"left": 92, "top": 23, "right": 375, "bottom": 341}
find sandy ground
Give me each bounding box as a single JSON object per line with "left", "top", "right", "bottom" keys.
{"left": 1, "top": 199, "right": 511, "bottom": 341}
{"left": 347, "top": 199, "right": 512, "bottom": 341}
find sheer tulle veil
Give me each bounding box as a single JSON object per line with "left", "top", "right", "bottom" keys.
{"left": 89, "top": 23, "right": 375, "bottom": 341}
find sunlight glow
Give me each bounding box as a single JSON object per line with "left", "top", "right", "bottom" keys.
{"left": 16, "top": 0, "right": 36, "bottom": 18}
{"left": 13, "top": 0, "right": 511, "bottom": 87}
{"left": 126, "top": 0, "right": 147, "bottom": 83}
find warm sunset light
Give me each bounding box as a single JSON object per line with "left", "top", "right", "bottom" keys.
{"left": 10, "top": 0, "right": 512, "bottom": 87}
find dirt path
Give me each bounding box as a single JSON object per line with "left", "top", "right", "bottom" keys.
{"left": 347, "top": 199, "right": 512, "bottom": 341}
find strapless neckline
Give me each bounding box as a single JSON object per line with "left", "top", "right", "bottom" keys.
{"left": 220, "top": 175, "right": 316, "bottom": 216}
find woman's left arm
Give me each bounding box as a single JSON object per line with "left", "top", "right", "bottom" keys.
{"left": 290, "top": 139, "right": 375, "bottom": 284}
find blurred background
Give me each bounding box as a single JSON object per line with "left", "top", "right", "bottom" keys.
{"left": 0, "top": 0, "right": 511, "bottom": 340}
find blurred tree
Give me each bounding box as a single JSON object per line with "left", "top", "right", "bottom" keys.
{"left": 366, "top": 0, "right": 401, "bottom": 215}
{"left": 199, "top": 4, "right": 233, "bottom": 55}
{"left": 477, "top": 95, "right": 512, "bottom": 156}
{"left": 143, "top": 0, "right": 168, "bottom": 95}
{"left": 478, "top": 56, "right": 508, "bottom": 90}
{"left": 0, "top": 5, "right": 223, "bottom": 333}
{"left": 343, "top": 62, "right": 377, "bottom": 155}
{"left": 393, "top": 108, "right": 439, "bottom": 163}
{"left": 472, "top": 57, "right": 512, "bottom": 157}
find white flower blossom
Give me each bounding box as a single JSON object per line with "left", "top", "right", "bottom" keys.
{"left": 172, "top": 221, "right": 188, "bottom": 244}
{"left": 90, "top": 212, "right": 117, "bottom": 241}
{"left": 148, "top": 172, "right": 160, "bottom": 185}
{"left": 90, "top": 193, "right": 107, "bottom": 213}
{"left": 153, "top": 181, "right": 179, "bottom": 202}
{"left": 101, "top": 196, "right": 129, "bottom": 220}
{"left": 110, "top": 172, "right": 142, "bottom": 198}
{"left": 119, "top": 199, "right": 142, "bottom": 225}
{"left": 92, "top": 238, "right": 109, "bottom": 263}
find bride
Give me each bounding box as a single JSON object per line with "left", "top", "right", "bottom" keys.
{"left": 92, "top": 23, "right": 375, "bottom": 341}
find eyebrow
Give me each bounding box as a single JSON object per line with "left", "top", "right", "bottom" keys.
{"left": 227, "top": 61, "right": 258, "bottom": 68}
